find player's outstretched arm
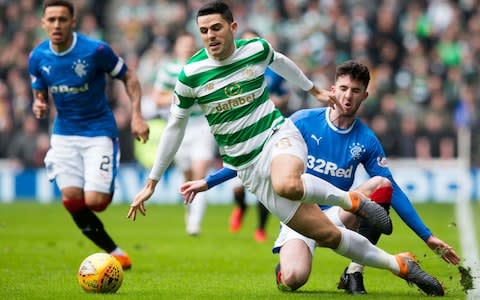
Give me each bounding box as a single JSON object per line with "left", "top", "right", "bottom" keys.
{"left": 426, "top": 235, "right": 460, "bottom": 265}
{"left": 127, "top": 178, "right": 158, "bottom": 220}
{"left": 309, "top": 86, "right": 341, "bottom": 110}
{"left": 128, "top": 112, "right": 189, "bottom": 220}
{"left": 180, "top": 167, "right": 237, "bottom": 203}
{"left": 122, "top": 69, "right": 149, "bottom": 143}
{"left": 389, "top": 179, "right": 461, "bottom": 265}
{"left": 180, "top": 180, "right": 208, "bottom": 204}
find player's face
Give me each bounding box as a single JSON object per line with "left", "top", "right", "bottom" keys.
{"left": 332, "top": 75, "right": 368, "bottom": 117}
{"left": 197, "top": 14, "right": 237, "bottom": 60}
{"left": 42, "top": 6, "right": 76, "bottom": 50}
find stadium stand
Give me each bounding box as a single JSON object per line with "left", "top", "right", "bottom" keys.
{"left": 0, "top": 0, "right": 479, "bottom": 168}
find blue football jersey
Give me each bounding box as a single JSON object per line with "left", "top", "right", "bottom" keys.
{"left": 291, "top": 107, "right": 390, "bottom": 191}
{"left": 29, "top": 32, "right": 127, "bottom": 138}
{"left": 291, "top": 107, "right": 432, "bottom": 240}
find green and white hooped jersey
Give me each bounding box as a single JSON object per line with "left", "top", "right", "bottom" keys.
{"left": 173, "top": 38, "right": 285, "bottom": 169}
{"left": 154, "top": 59, "right": 182, "bottom": 92}
{"left": 154, "top": 60, "right": 203, "bottom": 118}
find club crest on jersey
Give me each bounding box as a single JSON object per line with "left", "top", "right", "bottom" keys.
{"left": 224, "top": 83, "right": 242, "bottom": 97}
{"left": 349, "top": 142, "right": 366, "bottom": 160}
{"left": 72, "top": 59, "right": 88, "bottom": 78}
{"left": 243, "top": 66, "right": 255, "bottom": 79}
{"left": 206, "top": 82, "right": 215, "bottom": 91}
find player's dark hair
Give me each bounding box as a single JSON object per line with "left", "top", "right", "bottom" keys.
{"left": 196, "top": 1, "right": 234, "bottom": 23}
{"left": 43, "top": 0, "right": 74, "bottom": 17}
{"left": 335, "top": 60, "right": 370, "bottom": 89}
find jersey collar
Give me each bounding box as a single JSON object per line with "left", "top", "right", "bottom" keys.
{"left": 49, "top": 32, "right": 77, "bottom": 56}
{"left": 326, "top": 107, "right": 356, "bottom": 134}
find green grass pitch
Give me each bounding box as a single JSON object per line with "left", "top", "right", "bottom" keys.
{"left": 0, "top": 201, "right": 474, "bottom": 299}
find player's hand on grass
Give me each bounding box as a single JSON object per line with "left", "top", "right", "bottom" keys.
{"left": 427, "top": 235, "right": 460, "bottom": 265}
{"left": 32, "top": 91, "right": 49, "bottom": 119}
{"left": 131, "top": 113, "right": 150, "bottom": 144}
{"left": 127, "top": 179, "right": 157, "bottom": 220}
{"left": 180, "top": 180, "right": 208, "bottom": 204}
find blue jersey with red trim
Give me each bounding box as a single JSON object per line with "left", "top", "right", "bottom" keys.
{"left": 291, "top": 107, "right": 432, "bottom": 240}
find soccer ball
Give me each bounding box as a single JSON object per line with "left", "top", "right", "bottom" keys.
{"left": 77, "top": 253, "right": 124, "bottom": 293}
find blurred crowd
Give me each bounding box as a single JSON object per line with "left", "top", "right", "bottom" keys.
{"left": 1, "top": 0, "right": 480, "bottom": 170}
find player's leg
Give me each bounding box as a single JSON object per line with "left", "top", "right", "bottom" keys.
{"left": 338, "top": 176, "right": 393, "bottom": 294}
{"left": 230, "top": 181, "right": 247, "bottom": 232}
{"left": 185, "top": 158, "right": 211, "bottom": 235}
{"left": 183, "top": 117, "right": 215, "bottom": 235}
{"left": 82, "top": 137, "right": 131, "bottom": 269}
{"left": 44, "top": 135, "right": 120, "bottom": 254}
{"left": 269, "top": 120, "right": 391, "bottom": 234}
{"left": 61, "top": 187, "right": 115, "bottom": 251}
{"left": 175, "top": 127, "right": 196, "bottom": 235}
{"left": 357, "top": 176, "right": 392, "bottom": 243}
{"left": 277, "top": 239, "right": 312, "bottom": 291}
{"left": 237, "top": 123, "right": 442, "bottom": 295}
{"left": 241, "top": 157, "right": 396, "bottom": 273}
{"left": 286, "top": 204, "right": 443, "bottom": 296}
{"left": 274, "top": 206, "right": 345, "bottom": 291}
{"left": 272, "top": 222, "right": 315, "bottom": 291}
{"left": 254, "top": 201, "right": 269, "bottom": 242}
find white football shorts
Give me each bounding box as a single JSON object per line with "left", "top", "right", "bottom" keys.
{"left": 237, "top": 118, "right": 307, "bottom": 223}
{"left": 174, "top": 116, "right": 216, "bottom": 172}
{"left": 272, "top": 206, "right": 345, "bottom": 254}
{"left": 44, "top": 135, "right": 120, "bottom": 193}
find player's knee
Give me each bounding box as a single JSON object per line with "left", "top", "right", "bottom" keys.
{"left": 369, "top": 177, "right": 393, "bottom": 205}
{"left": 85, "top": 193, "right": 112, "bottom": 212}
{"left": 62, "top": 198, "right": 87, "bottom": 213}
{"left": 282, "top": 267, "right": 308, "bottom": 290}
{"left": 272, "top": 178, "right": 303, "bottom": 200}
{"left": 315, "top": 226, "right": 342, "bottom": 248}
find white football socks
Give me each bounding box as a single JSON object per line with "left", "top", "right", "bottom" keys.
{"left": 186, "top": 191, "right": 207, "bottom": 235}
{"left": 347, "top": 262, "right": 365, "bottom": 274}
{"left": 110, "top": 247, "right": 125, "bottom": 256}
{"left": 300, "top": 173, "right": 353, "bottom": 209}
{"left": 334, "top": 227, "right": 400, "bottom": 274}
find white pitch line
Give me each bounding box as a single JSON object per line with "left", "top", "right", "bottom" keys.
{"left": 456, "top": 194, "right": 480, "bottom": 299}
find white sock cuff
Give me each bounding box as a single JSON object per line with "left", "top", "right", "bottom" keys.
{"left": 300, "top": 173, "right": 349, "bottom": 208}
{"left": 347, "top": 262, "right": 365, "bottom": 274}
{"left": 335, "top": 227, "right": 351, "bottom": 255}
{"left": 300, "top": 173, "right": 311, "bottom": 202}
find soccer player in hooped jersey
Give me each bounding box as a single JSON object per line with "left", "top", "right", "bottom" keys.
{"left": 29, "top": 0, "right": 149, "bottom": 270}
{"left": 128, "top": 1, "right": 444, "bottom": 295}
{"left": 183, "top": 60, "right": 460, "bottom": 294}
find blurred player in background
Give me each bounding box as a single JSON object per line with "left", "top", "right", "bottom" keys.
{"left": 151, "top": 32, "right": 216, "bottom": 236}
{"left": 129, "top": 2, "right": 444, "bottom": 296}
{"left": 29, "top": 0, "right": 149, "bottom": 270}
{"left": 180, "top": 60, "right": 459, "bottom": 293}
